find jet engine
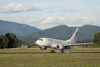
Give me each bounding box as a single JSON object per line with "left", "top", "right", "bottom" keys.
{"left": 51, "top": 45, "right": 58, "bottom": 49}
{"left": 51, "top": 45, "right": 65, "bottom": 49}
{"left": 57, "top": 45, "right": 65, "bottom": 49}
{"left": 39, "top": 46, "right": 47, "bottom": 50}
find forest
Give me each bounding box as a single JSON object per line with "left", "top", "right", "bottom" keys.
{"left": 0, "top": 31, "right": 100, "bottom": 48}
{"left": 0, "top": 33, "right": 18, "bottom": 48}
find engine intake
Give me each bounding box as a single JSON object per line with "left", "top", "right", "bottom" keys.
{"left": 57, "top": 45, "right": 65, "bottom": 49}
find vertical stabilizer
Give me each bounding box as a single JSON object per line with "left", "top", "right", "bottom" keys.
{"left": 69, "top": 28, "right": 78, "bottom": 44}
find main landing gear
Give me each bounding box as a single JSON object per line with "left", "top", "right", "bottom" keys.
{"left": 51, "top": 49, "right": 64, "bottom": 53}
{"left": 61, "top": 49, "right": 64, "bottom": 53}
{"left": 51, "top": 50, "right": 54, "bottom": 53}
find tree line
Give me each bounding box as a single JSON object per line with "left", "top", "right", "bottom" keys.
{"left": 0, "top": 31, "right": 100, "bottom": 48}
{"left": 93, "top": 31, "right": 100, "bottom": 46}
{"left": 0, "top": 33, "right": 18, "bottom": 49}
{"left": 81, "top": 32, "right": 100, "bottom": 48}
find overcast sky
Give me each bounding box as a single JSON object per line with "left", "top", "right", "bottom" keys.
{"left": 0, "top": 0, "right": 100, "bottom": 29}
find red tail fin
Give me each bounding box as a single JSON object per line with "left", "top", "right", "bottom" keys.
{"left": 69, "top": 28, "right": 78, "bottom": 44}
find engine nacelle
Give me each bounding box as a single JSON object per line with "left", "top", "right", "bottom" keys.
{"left": 57, "top": 45, "right": 65, "bottom": 50}
{"left": 51, "top": 45, "right": 65, "bottom": 49}
{"left": 51, "top": 45, "right": 57, "bottom": 49}
{"left": 39, "top": 46, "right": 47, "bottom": 50}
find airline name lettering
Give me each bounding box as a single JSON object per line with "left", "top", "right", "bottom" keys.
{"left": 48, "top": 39, "right": 62, "bottom": 43}
{"left": 55, "top": 40, "right": 62, "bottom": 43}
{"left": 48, "top": 39, "right": 54, "bottom": 42}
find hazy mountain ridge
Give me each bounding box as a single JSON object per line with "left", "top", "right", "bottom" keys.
{"left": 17, "top": 25, "right": 100, "bottom": 44}
{"left": 0, "top": 20, "right": 41, "bottom": 36}
{"left": 1, "top": 20, "right": 100, "bottom": 44}
{"left": 28, "top": 25, "right": 100, "bottom": 39}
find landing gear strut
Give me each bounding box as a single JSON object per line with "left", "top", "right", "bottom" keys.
{"left": 61, "top": 49, "right": 64, "bottom": 53}
{"left": 51, "top": 50, "right": 54, "bottom": 53}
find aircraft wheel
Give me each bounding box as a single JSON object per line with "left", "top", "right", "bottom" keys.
{"left": 51, "top": 50, "right": 54, "bottom": 53}
{"left": 61, "top": 50, "right": 64, "bottom": 53}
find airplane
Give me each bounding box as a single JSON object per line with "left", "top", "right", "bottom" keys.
{"left": 36, "top": 28, "right": 93, "bottom": 53}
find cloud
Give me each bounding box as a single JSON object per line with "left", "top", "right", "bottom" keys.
{"left": 1, "top": 16, "right": 99, "bottom": 29}
{"left": 46, "top": 8, "right": 56, "bottom": 13}
{"left": 33, "top": 1, "right": 80, "bottom": 8}
{"left": 0, "top": 2, "right": 80, "bottom": 13}
{"left": 25, "top": 17, "right": 100, "bottom": 29}
{"left": 0, "top": 3, "right": 43, "bottom": 13}
{"left": 27, "top": 18, "right": 42, "bottom": 24}
{"left": 33, "top": 1, "right": 81, "bottom": 13}
{"left": 42, "top": 17, "right": 58, "bottom": 24}
{"left": 40, "top": 17, "right": 100, "bottom": 28}
{"left": 60, "top": 8, "right": 79, "bottom": 13}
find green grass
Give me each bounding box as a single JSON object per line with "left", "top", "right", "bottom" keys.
{"left": 0, "top": 48, "right": 100, "bottom": 67}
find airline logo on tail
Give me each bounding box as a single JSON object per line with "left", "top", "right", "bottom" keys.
{"left": 69, "top": 28, "right": 78, "bottom": 44}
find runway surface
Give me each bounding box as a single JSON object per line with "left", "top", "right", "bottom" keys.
{"left": 0, "top": 51, "right": 100, "bottom": 54}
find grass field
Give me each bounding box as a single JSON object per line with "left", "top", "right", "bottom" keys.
{"left": 0, "top": 48, "right": 100, "bottom": 67}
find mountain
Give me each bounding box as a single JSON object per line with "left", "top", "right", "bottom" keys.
{"left": 18, "top": 25, "right": 100, "bottom": 44}
{"left": 28, "top": 25, "right": 100, "bottom": 39}
{"left": 28, "top": 25, "right": 72, "bottom": 38}
{"left": 0, "top": 20, "right": 41, "bottom": 36}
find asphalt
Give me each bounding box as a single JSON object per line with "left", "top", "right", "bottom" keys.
{"left": 0, "top": 51, "right": 100, "bottom": 54}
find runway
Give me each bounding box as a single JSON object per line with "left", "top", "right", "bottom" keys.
{"left": 0, "top": 51, "right": 100, "bottom": 54}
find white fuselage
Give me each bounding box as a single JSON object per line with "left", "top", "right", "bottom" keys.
{"left": 36, "top": 38, "right": 71, "bottom": 47}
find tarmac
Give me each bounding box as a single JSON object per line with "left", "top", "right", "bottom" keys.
{"left": 0, "top": 51, "right": 100, "bottom": 54}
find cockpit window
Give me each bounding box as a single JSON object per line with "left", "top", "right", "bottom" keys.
{"left": 38, "top": 39, "right": 43, "bottom": 41}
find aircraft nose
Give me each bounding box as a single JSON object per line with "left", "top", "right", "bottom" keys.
{"left": 36, "top": 40, "right": 39, "bottom": 45}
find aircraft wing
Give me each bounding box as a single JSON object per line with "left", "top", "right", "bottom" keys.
{"left": 64, "top": 43, "right": 93, "bottom": 46}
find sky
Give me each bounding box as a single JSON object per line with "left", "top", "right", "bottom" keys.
{"left": 0, "top": 0, "right": 100, "bottom": 29}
